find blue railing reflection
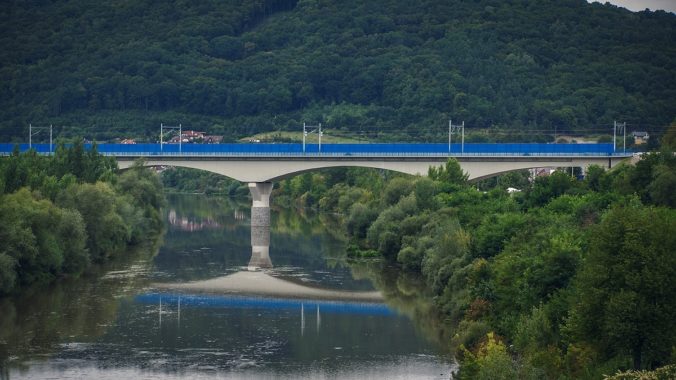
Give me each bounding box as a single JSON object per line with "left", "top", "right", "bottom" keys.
{"left": 136, "top": 293, "right": 396, "bottom": 316}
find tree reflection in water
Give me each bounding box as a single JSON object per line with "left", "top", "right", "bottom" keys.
{"left": 0, "top": 241, "right": 160, "bottom": 369}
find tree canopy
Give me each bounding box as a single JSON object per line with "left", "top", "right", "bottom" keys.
{"left": 0, "top": 145, "right": 165, "bottom": 294}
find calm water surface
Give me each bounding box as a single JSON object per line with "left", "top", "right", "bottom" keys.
{"left": 0, "top": 194, "right": 454, "bottom": 379}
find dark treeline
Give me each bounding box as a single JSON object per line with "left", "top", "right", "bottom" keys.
{"left": 274, "top": 133, "right": 676, "bottom": 378}
{"left": 1, "top": 0, "right": 674, "bottom": 141}
{"left": 0, "top": 143, "right": 165, "bottom": 294}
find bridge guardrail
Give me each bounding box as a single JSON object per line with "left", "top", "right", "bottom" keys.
{"left": 0, "top": 142, "right": 633, "bottom": 158}
{"left": 0, "top": 151, "right": 633, "bottom": 158}
{"left": 102, "top": 152, "right": 630, "bottom": 157}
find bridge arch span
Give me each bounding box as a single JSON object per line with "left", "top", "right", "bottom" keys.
{"left": 120, "top": 160, "right": 243, "bottom": 182}
{"left": 117, "top": 158, "right": 449, "bottom": 183}
{"left": 117, "top": 156, "right": 624, "bottom": 183}
{"left": 460, "top": 157, "right": 618, "bottom": 181}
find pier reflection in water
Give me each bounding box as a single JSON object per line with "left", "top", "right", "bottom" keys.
{"left": 1, "top": 194, "right": 453, "bottom": 380}
{"left": 249, "top": 224, "right": 272, "bottom": 270}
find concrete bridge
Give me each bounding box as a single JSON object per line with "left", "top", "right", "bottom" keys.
{"left": 1, "top": 142, "right": 631, "bottom": 238}
{"left": 2, "top": 142, "right": 629, "bottom": 181}
{"left": 101, "top": 142, "right": 628, "bottom": 229}
{"left": 92, "top": 142, "right": 627, "bottom": 182}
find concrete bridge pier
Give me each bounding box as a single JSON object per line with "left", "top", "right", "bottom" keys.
{"left": 249, "top": 182, "right": 273, "bottom": 226}
{"left": 248, "top": 182, "right": 273, "bottom": 270}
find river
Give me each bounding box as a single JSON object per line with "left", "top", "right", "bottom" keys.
{"left": 0, "top": 194, "right": 454, "bottom": 379}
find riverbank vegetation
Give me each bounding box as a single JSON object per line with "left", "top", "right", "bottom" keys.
{"left": 274, "top": 146, "right": 676, "bottom": 378}
{"left": 1, "top": 0, "right": 674, "bottom": 141}
{"left": 0, "top": 143, "right": 165, "bottom": 295}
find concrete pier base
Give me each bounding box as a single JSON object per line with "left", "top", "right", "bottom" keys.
{"left": 249, "top": 245, "right": 272, "bottom": 270}
{"left": 248, "top": 182, "right": 272, "bottom": 227}
{"left": 249, "top": 224, "right": 272, "bottom": 269}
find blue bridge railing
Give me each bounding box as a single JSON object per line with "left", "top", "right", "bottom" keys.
{"left": 0, "top": 142, "right": 627, "bottom": 157}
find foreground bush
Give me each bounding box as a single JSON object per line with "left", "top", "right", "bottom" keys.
{"left": 0, "top": 145, "right": 164, "bottom": 294}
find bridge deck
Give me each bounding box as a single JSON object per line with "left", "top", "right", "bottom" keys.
{"left": 1, "top": 142, "right": 631, "bottom": 157}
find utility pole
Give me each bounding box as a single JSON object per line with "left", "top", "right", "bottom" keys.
{"left": 303, "top": 122, "right": 322, "bottom": 154}
{"left": 613, "top": 121, "right": 626, "bottom": 153}
{"left": 29, "top": 123, "right": 53, "bottom": 152}
{"left": 462, "top": 121, "right": 465, "bottom": 153}
{"left": 448, "top": 119, "right": 465, "bottom": 154}
{"left": 161, "top": 123, "right": 182, "bottom": 154}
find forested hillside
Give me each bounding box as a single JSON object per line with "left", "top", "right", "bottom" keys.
{"left": 1, "top": 0, "right": 674, "bottom": 142}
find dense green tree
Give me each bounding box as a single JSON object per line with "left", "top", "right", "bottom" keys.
{"left": 0, "top": 189, "right": 89, "bottom": 290}
{"left": 525, "top": 171, "right": 579, "bottom": 207}
{"left": 472, "top": 212, "right": 527, "bottom": 259}
{"left": 414, "top": 177, "right": 438, "bottom": 210}
{"left": 568, "top": 204, "right": 676, "bottom": 369}
{"left": 382, "top": 176, "right": 413, "bottom": 206}
{"left": 116, "top": 162, "right": 166, "bottom": 240}
{"left": 584, "top": 165, "right": 612, "bottom": 193}
{"left": 57, "top": 182, "right": 131, "bottom": 261}
{"left": 647, "top": 164, "right": 676, "bottom": 207}
{"left": 0, "top": 145, "right": 164, "bottom": 294}
{"left": 428, "top": 158, "right": 469, "bottom": 188}
{"left": 459, "top": 333, "right": 520, "bottom": 380}
{"left": 609, "top": 152, "right": 676, "bottom": 206}
{"left": 659, "top": 124, "right": 676, "bottom": 151}
{"left": 346, "top": 202, "right": 379, "bottom": 239}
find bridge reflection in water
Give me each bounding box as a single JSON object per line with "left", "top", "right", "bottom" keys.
{"left": 136, "top": 291, "right": 392, "bottom": 338}
{"left": 144, "top": 266, "right": 389, "bottom": 335}
{"left": 153, "top": 270, "right": 384, "bottom": 302}
{"left": 147, "top": 199, "right": 390, "bottom": 327}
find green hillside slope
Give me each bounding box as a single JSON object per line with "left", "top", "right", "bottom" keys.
{"left": 1, "top": 0, "right": 674, "bottom": 142}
